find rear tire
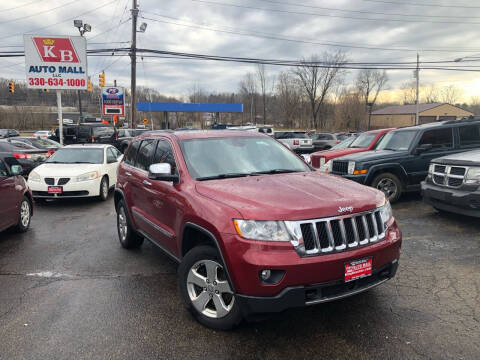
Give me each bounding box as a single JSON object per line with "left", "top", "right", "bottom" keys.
{"left": 178, "top": 246, "right": 242, "bottom": 330}
{"left": 116, "top": 200, "right": 144, "bottom": 249}
{"left": 15, "top": 197, "right": 31, "bottom": 233}
{"left": 371, "top": 172, "right": 403, "bottom": 203}
{"left": 99, "top": 176, "right": 109, "bottom": 201}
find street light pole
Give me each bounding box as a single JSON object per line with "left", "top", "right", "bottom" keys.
{"left": 130, "top": 0, "right": 138, "bottom": 129}
{"left": 74, "top": 20, "right": 91, "bottom": 121}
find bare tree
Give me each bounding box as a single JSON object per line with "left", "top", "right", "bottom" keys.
{"left": 257, "top": 64, "right": 267, "bottom": 124}
{"left": 400, "top": 80, "right": 417, "bottom": 105}
{"left": 356, "top": 69, "right": 388, "bottom": 108}
{"left": 293, "top": 51, "right": 348, "bottom": 129}
{"left": 239, "top": 73, "right": 257, "bottom": 124}
{"left": 440, "top": 85, "right": 463, "bottom": 104}
{"left": 276, "top": 71, "right": 301, "bottom": 128}
{"left": 335, "top": 89, "right": 365, "bottom": 131}
{"left": 423, "top": 84, "right": 440, "bottom": 103}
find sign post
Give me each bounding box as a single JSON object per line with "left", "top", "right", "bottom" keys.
{"left": 23, "top": 35, "right": 88, "bottom": 144}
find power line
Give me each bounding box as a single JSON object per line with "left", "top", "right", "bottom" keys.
{"left": 0, "top": 0, "right": 78, "bottom": 26}
{"left": 0, "top": 0, "right": 43, "bottom": 12}
{"left": 256, "top": 0, "right": 477, "bottom": 19}
{"left": 361, "top": 0, "right": 480, "bottom": 9}
{"left": 142, "top": 14, "right": 480, "bottom": 53}
{"left": 190, "top": 0, "right": 480, "bottom": 25}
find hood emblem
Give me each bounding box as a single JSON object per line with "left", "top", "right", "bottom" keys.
{"left": 338, "top": 206, "right": 354, "bottom": 214}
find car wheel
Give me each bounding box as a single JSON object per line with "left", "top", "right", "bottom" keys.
{"left": 371, "top": 172, "right": 403, "bottom": 203}
{"left": 15, "top": 197, "right": 31, "bottom": 233}
{"left": 116, "top": 200, "right": 144, "bottom": 249}
{"left": 178, "top": 246, "right": 242, "bottom": 330}
{"left": 99, "top": 176, "right": 109, "bottom": 201}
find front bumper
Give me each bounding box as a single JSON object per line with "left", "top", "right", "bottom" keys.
{"left": 28, "top": 177, "right": 102, "bottom": 198}
{"left": 421, "top": 181, "right": 480, "bottom": 217}
{"left": 221, "top": 221, "right": 402, "bottom": 314}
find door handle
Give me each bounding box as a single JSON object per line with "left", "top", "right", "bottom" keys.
{"left": 143, "top": 180, "right": 152, "bottom": 186}
{"left": 125, "top": 171, "right": 132, "bottom": 176}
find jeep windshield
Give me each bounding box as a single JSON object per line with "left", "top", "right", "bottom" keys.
{"left": 181, "top": 136, "right": 311, "bottom": 180}
{"left": 376, "top": 130, "right": 417, "bottom": 151}
{"left": 46, "top": 148, "right": 104, "bottom": 164}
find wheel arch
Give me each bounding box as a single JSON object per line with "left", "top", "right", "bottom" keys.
{"left": 366, "top": 164, "right": 408, "bottom": 186}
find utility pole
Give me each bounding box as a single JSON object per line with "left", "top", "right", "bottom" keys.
{"left": 415, "top": 53, "right": 420, "bottom": 126}
{"left": 130, "top": 0, "right": 138, "bottom": 129}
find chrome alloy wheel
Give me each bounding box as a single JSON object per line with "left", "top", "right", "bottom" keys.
{"left": 377, "top": 178, "right": 397, "bottom": 198}
{"left": 20, "top": 200, "right": 30, "bottom": 227}
{"left": 187, "top": 260, "right": 234, "bottom": 319}
{"left": 117, "top": 206, "right": 128, "bottom": 242}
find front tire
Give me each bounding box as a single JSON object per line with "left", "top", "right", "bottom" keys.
{"left": 116, "top": 200, "right": 144, "bottom": 249}
{"left": 178, "top": 246, "right": 242, "bottom": 330}
{"left": 15, "top": 197, "right": 31, "bottom": 233}
{"left": 99, "top": 176, "right": 109, "bottom": 201}
{"left": 371, "top": 172, "right": 403, "bottom": 203}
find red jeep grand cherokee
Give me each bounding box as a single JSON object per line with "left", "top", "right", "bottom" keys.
{"left": 115, "top": 130, "right": 401, "bottom": 329}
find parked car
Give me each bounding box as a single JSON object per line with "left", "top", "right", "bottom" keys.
{"left": 0, "top": 129, "right": 20, "bottom": 139}
{"left": 114, "top": 130, "right": 401, "bottom": 329}
{"left": 0, "top": 139, "right": 51, "bottom": 175}
{"left": 52, "top": 124, "right": 118, "bottom": 145}
{"left": 422, "top": 149, "right": 480, "bottom": 217}
{"left": 311, "top": 128, "right": 394, "bottom": 171}
{"left": 330, "top": 118, "right": 480, "bottom": 202}
{"left": 114, "top": 128, "right": 149, "bottom": 153}
{"left": 33, "top": 130, "right": 53, "bottom": 139}
{"left": 9, "top": 137, "right": 62, "bottom": 157}
{"left": 0, "top": 155, "right": 33, "bottom": 233}
{"left": 311, "top": 133, "right": 340, "bottom": 150}
{"left": 27, "top": 144, "right": 123, "bottom": 201}
{"left": 273, "top": 131, "right": 314, "bottom": 153}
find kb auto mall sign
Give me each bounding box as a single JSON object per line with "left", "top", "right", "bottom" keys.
{"left": 23, "top": 35, "right": 87, "bottom": 90}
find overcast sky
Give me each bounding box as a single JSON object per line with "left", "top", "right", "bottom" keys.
{"left": 2, "top": 0, "right": 480, "bottom": 101}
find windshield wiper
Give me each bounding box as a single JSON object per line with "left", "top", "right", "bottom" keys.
{"left": 196, "top": 173, "right": 252, "bottom": 181}
{"left": 381, "top": 148, "right": 399, "bottom": 151}
{"left": 71, "top": 161, "right": 96, "bottom": 164}
{"left": 46, "top": 161, "right": 64, "bottom": 163}
{"left": 251, "top": 169, "right": 299, "bottom": 175}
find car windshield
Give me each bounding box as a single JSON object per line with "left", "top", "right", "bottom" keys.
{"left": 30, "top": 138, "right": 61, "bottom": 148}
{"left": 331, "top": 137, "right": 356, "bottom": 149}
{"left": 46, "top": 148, "right": 104, "bottom": 164}
{"left": 182, "top": 136, "right": 311, "bottom": 180}
{"left": 349, "top": 133, "right": 377, "bottom": 148}
{"left": 376, "top": 130, "right": 417, "bottom": 151}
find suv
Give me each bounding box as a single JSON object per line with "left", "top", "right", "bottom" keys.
{"left": 114, "top": 128, "right": 149, "bottom": 153}
{"left": 422, "top": 149, "right": 480, "bottom": 217}
{"left": 114, "top": 130, "right": 401, "bottom": 329}
{"left": 273, "top": 131, "right": 314, "bottom": 153}
{"left": 330, "top": 119, "right": 480, "bottom": 202}
{"left": 0, "top": 129, "right": 20, "bottom": 139}
{"left": 52, "top": 124, "right": 117, "bottom": 145}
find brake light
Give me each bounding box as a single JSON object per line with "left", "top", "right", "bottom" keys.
{"left": 13, "top": 152, "right": 31, "bottom": 159}
{"left": 336, "top": 141, "right": 340, "bottom": 144}
{"left": 46, "top": 150, "right": 55, "bottom": 157}
{"left": 293, "top": 140, "right": 299, "bottom": 145}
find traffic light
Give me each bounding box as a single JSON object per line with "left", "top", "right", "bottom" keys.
{"left": 87, "top": 78, "right": 92, "bottom": 92}
{"left": 8, "top": 81, "right": 14, "bottom": 93}
{"left": 43, "top": 89, "right": 49, "bottom": 92}
{"left": 99, "top": 72, "right": 105, "bottom": 87}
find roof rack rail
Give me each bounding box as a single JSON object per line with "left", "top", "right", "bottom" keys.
{"left": 444, "top": 116, "right": 480, "bottom": 125}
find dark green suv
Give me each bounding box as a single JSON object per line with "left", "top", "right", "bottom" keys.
{"left": 330, "top": 118, "right": 480, "bottom": 202}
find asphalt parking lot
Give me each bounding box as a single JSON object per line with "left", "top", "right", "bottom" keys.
{"left": 0, "top": 194, "right": 479, "bottom": 360}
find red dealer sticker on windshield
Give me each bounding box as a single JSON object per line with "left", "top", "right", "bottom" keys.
{"left": 345, "top": 257, "right": 372, "bottom": 282}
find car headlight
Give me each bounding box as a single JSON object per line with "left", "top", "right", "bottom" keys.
{"left": 76, "top": 171, "right": 99, "bottom": 182}
{"left": 233, "top": 220, "right": 291, "bottom": 242}
{"left": 379, "top": 201, "right": 393, "bottom": 224}
{"left": 465, "top": 167, "right": 480, "bottom": 184}
{"left": 28, "top": 171, "right": 41, "bottom": 182}
{"left": 428, "top": 163, "right": 435, "bottom": 174}
{"left": 320, "top": 157, "right": 326, "bottom": 167}
{"left": 348, "top": 161, "right": 355, "bottom": 175}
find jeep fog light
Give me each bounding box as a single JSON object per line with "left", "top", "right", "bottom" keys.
{"left": 260, "top": 270, "right": 271, "bottom": 281}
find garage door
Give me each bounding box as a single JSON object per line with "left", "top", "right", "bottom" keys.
{"left": 419, "top": 116, "right": 436, "bottom": 124}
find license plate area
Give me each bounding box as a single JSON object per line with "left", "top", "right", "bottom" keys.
{"left": 345, "top": 257, "right": 372, "bottom": 282}
{"left": 48, "top": 186, "right": 63, "bottom": 194}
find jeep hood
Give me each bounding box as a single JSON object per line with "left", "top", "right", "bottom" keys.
{"left": 336, "top": 149, "right": 409, "bottom": 163}
{"left": 195, "top": 171, "right": 385, "bottom": 221}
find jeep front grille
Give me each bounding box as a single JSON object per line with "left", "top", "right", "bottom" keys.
{"left": 292, "top": 209, "right": 386, "bottom": 256}
{"left": 332, "top": 161, "right": 348, "bottom": 174}
{"left": 432, "top": 164, "right": 467, "bottom": 188}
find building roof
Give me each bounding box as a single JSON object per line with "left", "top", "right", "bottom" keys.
{"left": 372, "top": 103, "right": 445, "bottom": 115}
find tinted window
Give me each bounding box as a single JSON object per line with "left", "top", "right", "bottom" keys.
{"left": 152, "top": 140, "right": 177, "bottom": 174}
{"left": 134, "top": 139, "right": 156, "bottom": 171}
{"left": 7, "top": 141, "right": 36, "bottom": 150}
{"left": 93, "top": 127, "right": 114, "bottom": 137}
{"left": 292, "top": 132, "right": 308, "bottom": 139}
{"left": 125, "top": 140, "right": 141, "bottom": 165}
{"left": 459, "top": 125, "right": 480, "bottom": 148}
{"left": 0, "top": 160, "right": 7, "bottom": 177}
{"left": 418, "top": 128, "right": 453, "bottom": 150}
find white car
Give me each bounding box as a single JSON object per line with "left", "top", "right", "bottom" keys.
{"left": 33, "top": 130, "right": 53, "bottom": 139}
{"left": 27, "top": 144, "right": 123, "bottom": 201}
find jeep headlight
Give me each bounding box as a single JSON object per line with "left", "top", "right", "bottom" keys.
{"left": 348, "top": 161, "right": 355, "bottom": 175}
{"left": 233, "top": 220, "right": 291, "bottom": 242}
{"left": 28, "top": 171, "right": 41, "bottom": 182}
{"left": 379, "top": 201, "right": 393, "bottom": 224}
{"left": 76, "top": 171, "right": 99, "bottom": 182}
{"left": 465, "top": 167, "right": 480, "bottom": 184}
{"left": 319, "top": 157, "right": 326, "bottom": 167}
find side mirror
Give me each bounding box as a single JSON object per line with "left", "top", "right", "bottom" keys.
{"left": 10, "top": 164, "right": 23, "bottom": 176}
{"left": 148, "top": 163, "right": 179, "bottom": 183}
{"left": 416, "top": 143, "right": 433, "bottom": 154}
